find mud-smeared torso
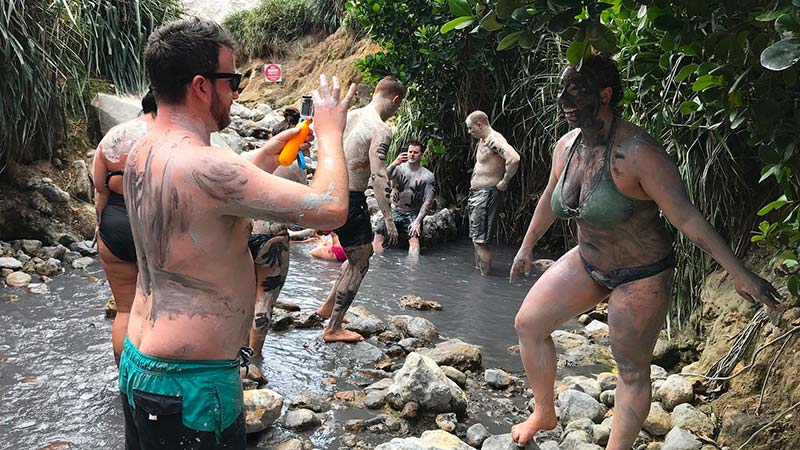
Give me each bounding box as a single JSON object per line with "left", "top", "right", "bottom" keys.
{"left": 471, "top": 130, "right": 509, "bottom": 189}
{"left": 554, "top": 123, "right": 674, "bottom": 271}
{"left": 343, "top": 108, "right": 389, "bottom": 192}
{"left": 124, "top": 132, "right": 256, "bottom": 360}
{"left": 390, "top": 164, "right": 436, "bottom": 212}
{"left": 98, "top": 118, "right": 149, "bottom": 194}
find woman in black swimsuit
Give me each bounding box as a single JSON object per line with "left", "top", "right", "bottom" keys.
{"left": 92, "top": 92, "right": 156, "bottom": 365}
{"left": 507, "top": 55, "right": 783, "bottom": 449}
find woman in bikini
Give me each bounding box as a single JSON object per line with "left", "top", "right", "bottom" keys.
{"left": 93, "top": 91, "right": 156, "bottom": 365}
{"left": 508, "top": 54, "right": 782, "bottom": 449}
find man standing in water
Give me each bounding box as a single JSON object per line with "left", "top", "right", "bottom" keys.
{"left": 373, "top": 140, "right": 437, "bottom": 255}
{"left": 119, "top": 18, "right": 355, "bottom": 449}
{"left": 315, "top": 76, "right": 406, "bottom": 342}
{"left": 465, "top": 111, "right": 520, "bottom": 275}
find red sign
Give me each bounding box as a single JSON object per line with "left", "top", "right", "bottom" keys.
{"left": 264, "top": 64, "right": 282, "bottom": 83}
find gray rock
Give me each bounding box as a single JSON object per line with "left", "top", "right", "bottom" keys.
{"left": 583, "top": 320, "right": 609, "bottom": 337}
{"left": 290, "top": 311, "right": 324, "bottom": 328}
{"left": 559, "top": 376, "right": 602, "bottom": 400}
{"left": 591, "top": 424, "right": 610, "bottom": 445}
{"left": 484, "top": 368, "right": 511, "bottom": 389}
{"left": 599, "top": 389, "right": 615, "bottom": 407}
{"left": 345, "top": 315, "right": 387, "bottom": 337}
{"left": 243, "top": 388, "right": 284, "bottom": 434}
{"left": 564, "top": 418, "right": 595, "bottom": 437}
{"left": 69, "top": 240, "right": 98, "bottom": 256}
{"left": 91, "top": 93, "right": 141, "bottom": 134}
{"left": 374, "top": 430, "right": 474, "bottom": 450}
{"left": 419, "top": 208, "right": 459, "bottom": 247}
{"left": 270, "top": 312, "right": 293, "bottom": 331}
{"left": 651, "top": 365, "right": 669, "bottom": 380}
{"left": 62, "top": 251, "right": 82, "bottom": 266}
{"left": 385, "top": 352, "right": 467, "bottom": 416}
{"left": 212, "top": 128, "right": 247, "bottom": 153}
{"left": 41, "top": 184, "right": 70, "bottom": 204}
{"left": 36, "top": 258, "right": 61, "bottom": 276}
{"left": 643, "top": 402, "right": 672, "bottom": 436}
{"left": 539, "top": 442, "right": 561, "bottom": 450}
{"left": 12, "top": 239, "right": 42, "bottom": 255}
{"left": 482, "top": 433, "right": 542, "bottom": 449}
{"left": 657, "top": 375, "right": 694, "bottom": 411}
{"left": 324, "top": 340, "right": 385, "bottom": 366}
{"left": 365, "top": 378, "right": 394, "bottom": 391}
{"left": 465, "top": 423, "right": 491, "bottom": 448}
{"left": 398, "top": 338, "right": 423, "bottom": 351}
{"left": 27, "top": 191, "right": 53, "bottom": 216}
{"left": 435, "top": 413, "right": 457, "bottom": 432}
{"left": 398, "top": 295, "right": 443, "bottom": 310}
{"left": 560, "top": 430, "right": 593, "bottom": 450}
{"left": 15, "top": 251, "right": 30, "bottom": 263}
{"left": 27, "top": 283, "right": 49, "bottom": 294}
{"left": 662, "top": 427, "right": 702, "bottom": 450}
{"left": 416, "top": 339, "right": 482, "bottom": 372}
{"left": 71, "top": 256, "right": 95, "bottom": 270}
{"left": 282, "top": 408, "right": 321, "bottom": 431}
{"left": 558, "top": 390, "right": 606, "bottom": 424}
{"left": 5, "top": 271, "right": 32, "bottom": 287}
{"left": 288, "top": 392, "right": 330, "bottom": 413}
{"left": 71, "top": 160, "right": 93, "bottom": 201}
{"left": 441, "top": 366, "right": 467, "bottom": 388}
{"left": 390, "top": 315, "right": 439, "bottom": 343}
{"left": 273, "top": 438, "right": 313, "bottom": 450}
{"left": 364, "top": 389, "right": 388, "bottom": 409}
{"left": 40, "top": 245, "right": 67, "bottom": 260}
{"left": 0, "top": 257, "right": 23, "bottom": 270}
{"left": 670, "top": 404, "right": 714, "bottom": 436}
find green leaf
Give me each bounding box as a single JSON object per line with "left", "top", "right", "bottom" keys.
{"left": 679, "top": 100, "right": 700, "bottom": 115}
{"left": 441, "top": 16, "right": 474, "bottom": 33}
{"left": 547, "top": 7, "right": 580, "bottom": 33}
{"left": 653, "top": 14, "right": 682, "bottom": 32}
{"left": 449, "top": 0, "right": 472, "bottom": 18}
{"left": 755, "top": 7, "right": 791, "bottom": 22}
{"left": 758, "top": 195, "right": 790, "bottom": 216}
{"left": 497, "top": 0, "right": 524, "bottom": 19}
{"left": 776, "top": 13, "right": 800, "bottom": 35}
{"left": 372, "top": 2, "right": 381, "bottom": 12}
{"left": 674, "top": 64, "right": 698, "bottom": 82}
{"left": 549, "top": 0, "right": 581, "bottom": 7}
{"left": 480, "top": 11, "right": 504, "bottom": 31}
{"left": 761, "top": 38, "right": 800, "bottom": 71}
{"left": 512, "top": 6, "right": 531, "bottom": 21}
{"left": 692, "top": 74, "right": 723, "bottom": 92}
{"left": 588, "top": 22, "right": 616, "bottom": 53}
{"left": 497, "top": 30, "right": 523, "bottom": 50}
{"left": 566, "top": 39, "right": 589, "bottom": 65}
{"left": 788, "top": 275, "right": 800, "bottom": 297}
{"left": 518, "top": 30, "right": 536, "bottom": 49}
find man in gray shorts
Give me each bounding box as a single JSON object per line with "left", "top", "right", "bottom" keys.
{"left": 465, "top": 110, "right": 520, "bottom": 275}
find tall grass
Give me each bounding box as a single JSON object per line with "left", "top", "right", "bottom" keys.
{"left": 0, "top": 0, "right": 181, "bottom": 171}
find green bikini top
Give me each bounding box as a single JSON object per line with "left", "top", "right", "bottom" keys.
{"left": 550, "top": 117, "right": 653, "bottom": 227}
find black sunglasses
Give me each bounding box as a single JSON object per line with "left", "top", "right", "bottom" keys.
{"left": 193, "top": 72, "right": 242, "bottom": 93}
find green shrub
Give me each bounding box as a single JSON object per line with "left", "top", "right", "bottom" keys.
{"left": 223, "top": 0, "right": 314, "bottom": 59}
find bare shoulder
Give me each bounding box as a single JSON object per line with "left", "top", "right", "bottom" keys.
{"left": 618, "top": 120, "right": 669, "bottom": 162}
{"left": 554, "top": 128, "right": 581, "bottom": 159}
{"left": 186, "top": 145, "right": 252, "bottom": 202}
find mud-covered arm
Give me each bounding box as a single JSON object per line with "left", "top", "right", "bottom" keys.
{"left": 414, "top": 177, "right": 437, "bottom": 224}
{"left": 636, "top": 140, "right": 782, "bottom": 308}
{"left": 92, "top": 145, "right": 109, "bottom": 224}
{"left": 492, "top": 138, "right": 520, "bottom": 191}
{"left": 369, "top": 131, "right": 396, "bottom": 232}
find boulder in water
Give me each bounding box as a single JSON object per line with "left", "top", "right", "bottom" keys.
{"left": 390, "top": 315, "right": 438, "bottom": 343}
{"left": 288, "top": 392, "right": 330, "bottom": 413}
{"left": 398, "top": 295, "right": 443, "bottom": 310}
{"left": 243, "top": 388, "right": 284, "bottom": 434}
{"left": 5, "top": 271, "right": 32, "bottom": 287}
{"left": 282, "top": 408, "right": 321, "bottom": 431}
{"left": 416, "top": 339, "right": 482, "bottom": 372}
{"left": 385, "top": 352, "right": 467, "bottom": 417}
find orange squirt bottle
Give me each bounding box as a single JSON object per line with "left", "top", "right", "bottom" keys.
{"left": 278, "top": 118, "right": 311, "bottom": 167}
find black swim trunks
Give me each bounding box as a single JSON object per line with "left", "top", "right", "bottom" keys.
{"left": 98, "top": 192, "right": 137, "bottom": 262}
{"left": 468, "top": 187, "right": 504, "bottom": 244}
{"left": 247, "top": 230, "right": 289, "bottom": 265}
{"left": 375, "top": 209, "right": 420, "bottom": 240}
{"left": 334, "top": 191, "right": 373, "bottom": 248}
{"left": 580, "top": 251, "right": 675, "bottom": 290}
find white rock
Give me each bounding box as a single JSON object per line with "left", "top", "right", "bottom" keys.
{"left": 643, "top": 402, "right": 672, "bottom": 436}
{"left": 670, "top": 404, "right": 714, "bottom": 436}
{"left": 662, "top": 427, "right": 702, "bottom": 450}
{"left": 5, "top": 271, "right": 32, "bottom": 287}
{"left": 484, "top": 369, "right": 511, "bottom": 389}
{"left": 557, "top": 389, "right": 606, "bottom": 424}
{"left": 0, "top": 257, "right": 23, "bottom": 270}
{"left": 657, "top": 375, "right": 694, "bottom": 411}
{"left": 243, "top": 388, "right": 284, "bottom": 434}
{"left": 375, "top": 430, "right": 475, "bottom": 450}
{"left": 386, "top": 352, "right": 467, "bottom": 416}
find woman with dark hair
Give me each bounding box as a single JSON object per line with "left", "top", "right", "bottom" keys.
{"left": 509, "top": 54, "right": 782, "bottom": 449}
{"left": 92, "top": 91, "right": 156, "bottom": 365}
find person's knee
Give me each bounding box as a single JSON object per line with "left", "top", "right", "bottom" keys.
{"left": 514, "top": 307, "right": 550, "bottom": 341}
{"left": 614, "top": 355, "right": 651, "bottom": 386}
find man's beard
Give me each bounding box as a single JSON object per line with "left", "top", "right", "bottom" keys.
{"left": 211, "top": 89, "right": 231, "bottom": 131}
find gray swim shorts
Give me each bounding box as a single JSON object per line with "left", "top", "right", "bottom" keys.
{"left": 468, "top": 187, "right": 503, "bottom": 244}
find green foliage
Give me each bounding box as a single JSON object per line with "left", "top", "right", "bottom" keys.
{"left": 1, "top": 0, "right": 180, "bottom": 170}
{"left": 222, "top": 0, "right": 348, "bottom": 59}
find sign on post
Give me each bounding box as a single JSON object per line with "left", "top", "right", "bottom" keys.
{"left": 264, "top": 64, "right": 282, "bottom": 83}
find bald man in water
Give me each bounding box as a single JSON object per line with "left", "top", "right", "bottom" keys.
{"left": 119, "top": 18, "right": 354, "bottom": 449}
{"left": 466, "top": 110, "right": 520, "bottom": 275}
{"left": 315, "top": 76, "right": 406, "bottom": 342}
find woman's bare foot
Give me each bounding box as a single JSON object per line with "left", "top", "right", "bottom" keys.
{"left": 322, "top": 328, "right": 364, "bottom": 342}
{"left": 511, "top": 412, "right": 558, "bottom": 446}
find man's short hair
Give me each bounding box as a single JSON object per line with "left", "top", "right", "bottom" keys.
{"left": 407, "top": 139, "right": 425, "bottom": 151}
{"left": 374, "top": 76, "right": 406, "bottom": 100}
{"left": 467, "top": 110, "right": 489, "bottom": 126}
{"left": 144, "top": 18, "right": 236, "bottom": 105}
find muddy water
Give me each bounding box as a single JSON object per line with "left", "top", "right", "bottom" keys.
{"left": 0, "top": 240, "right": 585, "bottom": 450}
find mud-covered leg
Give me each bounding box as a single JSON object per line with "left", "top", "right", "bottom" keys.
{"left": 372, "top": 234, "right": 385, "bottom": 254}
{"left": 474, "top": 242, "right": 493, "bottom": 275}
{"left": 606, "top": 269, "right": 672, "bottom": 450}
{"left": 248, "top": 233, "right": 290, "bottom": 357}
{"left": 323, "top": 244, "right": 373, "bottom": 342}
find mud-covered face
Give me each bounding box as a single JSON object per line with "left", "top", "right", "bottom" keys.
{"left": 558, "top": 66, "right": 602, "bottom": 129}
{"left": 407, "top": 144, "right": 422, "bottom": 164}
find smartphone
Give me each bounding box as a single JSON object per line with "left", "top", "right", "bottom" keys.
{"left": 301, "top": 95, "right": 313, "bottom": 118}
